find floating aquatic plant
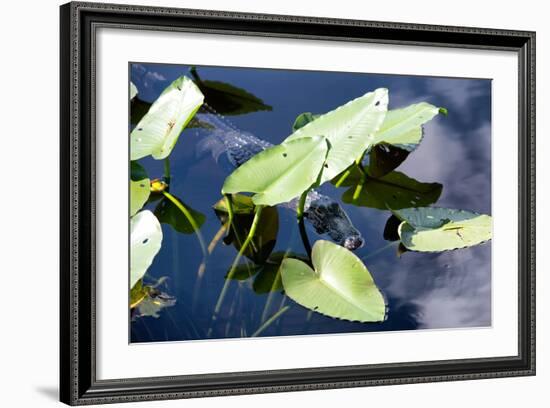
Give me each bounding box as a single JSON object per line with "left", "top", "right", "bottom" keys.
{"left": 280, "top": 240, "right": 386, "bottom": 322}
{"left": 393, "top": 207, "right": 492, "bottom": 252}
{"left": 221, "top": 136, "right": 329, "bottom": 207}
{"left": 285, "top": 88, "right": 388, "bottom": 185}
{"left": 130, "top": 75, "right": 204, "bottom": 160}
{"left": 130, "top": 210, "right": 163, "bottom": 289}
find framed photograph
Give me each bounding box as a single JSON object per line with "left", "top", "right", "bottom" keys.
{"left": 60, "top": 1, "right": 535, "bottom": 405}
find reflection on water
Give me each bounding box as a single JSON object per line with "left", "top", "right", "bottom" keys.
{"left": 130, "top": 63, "right": 491, "bottom": 342}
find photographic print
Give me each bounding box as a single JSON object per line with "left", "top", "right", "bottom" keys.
{"left": 129, "top": 62, "right": 492, "bottom": 343}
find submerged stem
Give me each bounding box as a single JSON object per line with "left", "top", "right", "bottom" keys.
{"left": 162, "top": 191, "right": 207, "bottom": 256}
{"left": 163, "top": 157, "right": 171, "bottom": 184}
{"left": 297, "top": 189, "right": 312, "bottom": 258}
{"left": 334, "top": 149, "right": 367, "bottom": 187}
{"left": 208, "top": 205, "right": 264, "bottom": 336}
{"left": 353, "top": 169, "right": 367, "bottom": 201}
{"left": 251, "top": 306, "right": 290, "bottom": 337}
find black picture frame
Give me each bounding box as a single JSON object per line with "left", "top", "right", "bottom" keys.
{"left": 60, "top": 1, "right": 536, "bottom": 405}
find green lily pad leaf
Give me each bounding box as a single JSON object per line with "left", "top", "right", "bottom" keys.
{"left": 222, "top": 136, "right": 329, "bottom": 206}
{"left": 130, "top": 161, "right": 148, "bottom": 181}
{"left": 285, "top": 88, "right": 388, "bottom": 184}
{"left": 190, "top": 67, "right": 272, "bottom": 115}
{"left": 214, "top": 194, "right": 279, "bottom": 264}
{"left": 281, "top": 240, "right": 386, "bottom": 322}
{"left": 383, "top": 214, "right": 401, "bottom": 241}
{"left": 339, "top": 167, "right": 442, "bottom": 210}
{"left": 199, "top": 80, "right": 272, "bottom": 115}
{"left": 154, "top": 194, "right": 205, "bottom": 234}
{"left": 130, "top": 97, "right": 152, "bottom": 126}
{"left": 130, "top": 179, "right": 150, "bottom": 217}
{"left": 252, "top": 262, "right": 283, "bottom": 293}
{"left": 130, "top": 210, "right": 163, "bottom": 289}
{"left": 130, "top": 81, "right": 138, "bottom": 100}
{"left": 394, "top": 207, "right": 492, "bottom": 252}
{"left": 292, "top": 112, "right": 320, "bottom": 132}
{"left": 373, "top": 102, "right": 440, "bottom": 152}
{"left": 131, "top": 99, "right": 211, "bottom": 129}
{"left": 130, "top": 279, "right": 147, "bottom": 307}
{"left": 130, "top": 161, "right": 151, "bottom": 217}
{"left": 367, "top": 143, "right": 410, "bottom": 178}
{"left": 253, "top": 252, "right": 309, "bottom": 294}
{"left": 371, "top": 102, "right": 441, "bottom": 152}
{"left": 130, "top": 75, "right": 204, "bottom": 160}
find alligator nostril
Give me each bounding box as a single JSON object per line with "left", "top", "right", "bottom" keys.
{"left": 343, "top": 236, "right": 364, "bottom": 250}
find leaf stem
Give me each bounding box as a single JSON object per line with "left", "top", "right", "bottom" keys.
{"left": 353, "top": 165, "right": 368, "bottom": 201}
{"left": 297, "top": 190, "right": 312, "bottom": 258}
{"left": 163, "top": 157, "right": 171, "bottom": 184}
{"left": 162, "top": 191, "right": 207, "bottom": 256}
{"left": 208, "top": 205, "right": 264, "bottom": 336}
{"left": 251, "top": 306, "right": 290, "bottom": 337}
{"left": 334, "top": 167, "right": 352, "bottom": 187}
{"left": 334, "top": 149, "right": 367, "bottom": 187}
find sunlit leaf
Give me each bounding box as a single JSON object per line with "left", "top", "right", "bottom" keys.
{"left": 214, "top": 194, "right": 279, "bottom": 264}
{"left": 370, "top": 102, "right": 441, "bottom": 152}
{"left": 131, "top": 98, "right": 212, "bottom": 129}
{"left": 281, "top": 240, "right": 386, "bottom": 322}
{"left": 222, "top": 136, "right": 329, "bottom": 206}
{"left": 130, "top": 210, "right": 163, "bottom": 288}
{"left": 285, "top": 88, "right": 388, "bottom": 184}
{"left": 130, "top": 81, "right": 138, "bottom": 100}
{"left": 130, "top": 180, "right": 150, "bottom": 217}
{"left": 394, "top": 207, "right": 492, "bottom": 252}
{"left": 338, "top": 166, "right": 442, "bottom": 210}
{"left": 130, "top": 76, "right": 204, "bottom": 160}
{"left": 154, "top": 194, "right": 205, "bottom": 234}
{"left": 129, "top": 162, "right": 151, "bottom": 217}
{"left": 253, "top": 252, "right": 308, "bottom": 294}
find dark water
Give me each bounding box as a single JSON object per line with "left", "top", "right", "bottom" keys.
{"left": 130, "top": 62, "right": 492, "bottom": 343}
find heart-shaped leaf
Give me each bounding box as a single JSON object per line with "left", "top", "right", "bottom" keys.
{"left": 222, "top": 136, "right": 329, "bottom": 206}
{"left": 130, "top": 75, "right": 204, "bottom": 160}
{"left": 281, "top": 240, "right": 386, "bottom": 322}
{"left": 285, "top": 88, "right": 388, "bottom": 184}
{"left": 130, "top": 210, "right": 163, "bottom": 289}
{"left": 394, "top": 207, "right": 492, "bottom": 252}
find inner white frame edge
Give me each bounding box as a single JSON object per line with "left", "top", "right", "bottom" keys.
{"left": 96, "top": 28, "right": 518, "bottom": 380}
